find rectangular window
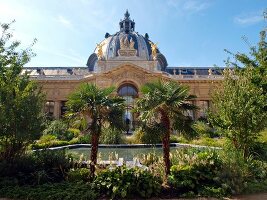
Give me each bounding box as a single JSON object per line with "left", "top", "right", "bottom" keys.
{"left": 45, "top": 101, "right": 54, "bottom": 117}
{"left": 199, "top": 100, "right": 209, "bottom": 117}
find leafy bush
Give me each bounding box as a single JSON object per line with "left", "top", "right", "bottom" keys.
{"left": 192, "top": 121, "right": 218, "bottom": 138}
{"left": 43, "top": 120, "right": 74, "bottom": 141}
{"left": 32, "top": 140, "right": 70, "bottom": 149}
{"left": 67, "top": 168, "right": 90, "bottom": 182}
{"left": 0, "top": 150, "right": 71, "bottom": 185}
{"left": 169, "top": 148, "right": 226, "bottom": 197}
{"left": 94, "top": 166, "right": 161, "bottom": 199}
{"left": 218, "top": 147, "right": 267, "bottom": 194}
{"left": 191, "top": 137, "right": 225, "bottom": 147}
{"left": 133, "top": 127, "right": 161, "bottom": 144}
{"left": 78, "top": 134, "right": 91, "bottom": 143}
{"left": 100, "top": 127, "right": 123, "bottom": 144}
{"left": 0, "top": 182, "right": 98, "bottom": 200}
{"left": 250, "top": 141, "right": 267, "bottom": 161}
{"left": 170, "top": 134, "right": 180, "bottom": 143}
{"left": 173, "top": 116, "right": 196, "bottom": 139}
{"left": 68, "top": 128, "right": 81, "bottom": 138}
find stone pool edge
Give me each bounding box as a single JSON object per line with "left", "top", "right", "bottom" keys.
{"left": 38, "top": 143, "right": 221, "bottom": 151}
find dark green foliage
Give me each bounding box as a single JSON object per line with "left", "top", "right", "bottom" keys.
{"left": 218, "top": 147, "right": 267, "bottom": 194}
{"left": 173, "top": 116, "right": 196, "bottom": 139}
{"left": 250, "top": 141, "right": 267, "bottom": 161}
{"left": 208, "top": 67, "right": 267, "bottom": 158}
{"left": 135, "top": 80, "right": 197, "bottom": 177}
{"left": 43, "top": 120, "right": 74, "bottom": 141}
{"left": 100, "top": 127, "right": 123, "bottom": 144}
{"left": 0, "top": 182, "right": 98, "bottom": 200}
{"left": 0, "top": 150, "right": 71, "bottom": 185}
{"left": 66, "top": 83, "right": 125, "bottom": 175}
{"left": 169, "top": 149, "right": 225, "bottom": 197}
{"left": 67, "top": 168, "right": 91, "bottom": 182}
{"left": 211, "top": 28, "right": 267, "bottom": 157}
{"left": 133, "top": 126, "right": 162, "bottom": 144}
{"left": 0, "top": 21, "right": 44, "bottom": 161}
{"left": 94, "top": 166, "right": 161, "bottom": 199}
{"left": 31, "top": 139, "right": 70, "bottom": 149}
{"left": 192, "top": 121, "right": 218, "bottom": 138}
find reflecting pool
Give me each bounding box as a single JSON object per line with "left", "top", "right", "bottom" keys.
{"left": 67, "top": 147, "right": 182, "bottom": 161}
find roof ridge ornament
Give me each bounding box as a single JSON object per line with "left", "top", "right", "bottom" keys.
{"left": 124, "top": 9, "right": 130, "bottom": 19}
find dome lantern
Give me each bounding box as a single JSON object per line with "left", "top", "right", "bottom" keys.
{"left": 119, "top": 9, "right": 135, "bottom": 33}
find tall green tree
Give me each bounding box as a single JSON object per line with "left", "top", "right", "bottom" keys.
{"left": 66, "top": 83, "right": 125, "bottom": 176}
{"left": 225, "top": 29, "right": 267, "bottom": 97}
{"left": 208, "top": 67, "right": 267, "bottom": 158}
{"left": 0, "top": 21, "right": 44, "bottom": 160}
{"left": 135, "top": 80, "right": 196, "bottom": 179}
{"left": 210, "top": 22, "right": 267, "bottom": 157}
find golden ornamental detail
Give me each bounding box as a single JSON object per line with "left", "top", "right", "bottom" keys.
{"left": 149, "top": 41, "right": 158, "bottom": 60}
{"left": 96, "top": 42, "right": 105, "bottom": 60}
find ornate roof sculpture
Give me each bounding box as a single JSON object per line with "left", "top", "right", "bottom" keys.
{"left": 87, "top": 10, "right": 168, "bottom": 72}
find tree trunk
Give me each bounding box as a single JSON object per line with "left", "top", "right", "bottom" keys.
{"left": 90, "top": 133, "right": 100, "bottom": 177}
{"left": 159, "top": 109, "right": 171, "bottom": 180}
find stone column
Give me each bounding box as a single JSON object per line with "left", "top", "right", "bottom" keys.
{"left": 53, "top": 101, "right": 61, "bottom": 119}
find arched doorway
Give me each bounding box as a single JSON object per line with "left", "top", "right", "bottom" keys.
{"left": 117, "top": 83, "right": 138, "bottom": 134}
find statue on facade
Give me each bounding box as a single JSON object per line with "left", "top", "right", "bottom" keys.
{"left": 149, "top": 41, "right": 158, "bottom": 60}
{"left": 118, "top": 36, "right": 137, "bottom": 56}
{"left": 208, "top": 68, "right": 212, "bottom": 76}
{"left": 96, "top": 42, "right": 105, "bottom": 60}
{"left": 120, "top": 36, "right": 135, "bottom": 50}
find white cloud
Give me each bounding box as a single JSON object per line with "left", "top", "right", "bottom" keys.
{"left": 57, "top": 15, "right": 72, "bottom": 28}
{"left": 183, "top": 1, "right": 210, "bottom": 12}
{"left": 167, "top": 0, "right": 211, "bottom": 14}
{"left": 234, "top": 12, "right": 264, "bottom": 25}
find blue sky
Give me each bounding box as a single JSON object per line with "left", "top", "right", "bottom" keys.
{"left": 0, "top": 0, "right": 266, "bottom": 67}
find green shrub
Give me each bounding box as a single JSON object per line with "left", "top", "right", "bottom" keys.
{"left": 169, "top": 148, "right": 226, "bottom": 197}
{"left": 78, "top": 134, "right": 91, "bottom": 143}
{"left": 0, "top": 150, "right": 71, "bottom": 185}
{"left": 192, "top": 121, "right": 218, "bottom": 138}
{"left": 39, "top": 134, "right": 57, "bottom": 143}
{"left": 100, "top": 127, "right": 123, "bottom": 144}
{"left": 191, "top": 137, "right": 225, "bottom": 147}
{"left": 67, "top": 168, "right": 90, "bottom": 182}
{"left": 32, "top": 140, "right": 70, "bottom": 149}
{"left": 43, "top": 120, "right": 74, "bottom": 141}
{"left": 173, "top": 116, "right": 196, "bottom": 139}
{"left": 94, "top": 166, "right": 161, "bottom": 199}
{"left": 68, "top": 128, "right": 81, "bottom": 138}
{"left": 250, "top": 141, "right": 267, "bottom": 161}
{"left": 0, "top": 182, "right": 98, "bottom": 200}
{"left": 133, "top": 127, "right": 161, "bottom": 144}
{"left": 170, "top": 134, "right": 180, "bottom": 143}
{"left": 218, "top": 147, "right": 267, "bottom": 194}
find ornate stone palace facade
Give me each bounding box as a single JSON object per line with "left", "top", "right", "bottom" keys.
{"left": 23, "top": 10, "right": 224, "bottom": 127}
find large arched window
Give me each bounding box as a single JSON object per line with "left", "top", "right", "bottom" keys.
{"left": 117, "top": 83, "right": 138, "bottom": 133}
{"left": 118, "top": 84, "right": 138, "bottom": 97}
{"left": 118, "top": 84, "right": 138, "bottom": 104}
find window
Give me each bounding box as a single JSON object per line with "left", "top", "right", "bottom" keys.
{"left": 199, "top": 100, "right": 209, "bottom": 117}
{"left": 45, "top": 101, "right": 54, "bottom": 117}
{"left": 117, "top": 83, "right": 138, "bottom": 133}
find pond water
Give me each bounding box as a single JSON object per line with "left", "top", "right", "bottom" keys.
{"left": 67, "top": 147, "right": 182, "bottom": 161}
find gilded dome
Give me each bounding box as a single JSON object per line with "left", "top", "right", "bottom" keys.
{"left": 87, "top": 10, "right": 167, "bottom": 71}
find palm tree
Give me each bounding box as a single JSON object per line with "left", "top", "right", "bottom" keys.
{"left": 66, "top": 83, "right": 125, "bottom": 176}
{"left": 135, "top": 80, "right": 196, "bottom": 179}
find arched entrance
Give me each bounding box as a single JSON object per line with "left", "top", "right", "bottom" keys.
{"left": 117, "top": 83, "right": 138, "bottom": 134}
